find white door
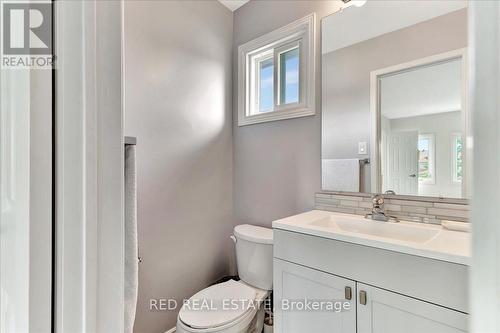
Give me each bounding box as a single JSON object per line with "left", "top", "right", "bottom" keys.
{"left": 385, "top": 131, "right": 419, "bottom": 195}
{"left": 0, "top": 69, "right": 53, "bottom": 331}
{"left": 357, "top": 283, "right": 468, "bottom": 333}
{"left": 274, "top": 259, "right": 356, "bottom": 333}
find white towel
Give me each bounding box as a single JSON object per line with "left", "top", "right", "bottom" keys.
{"left": 322, "top": 159, "right": 360, "bottom": 192}
{"left": 124, "top": 144, "right": 138, "bottom": 333}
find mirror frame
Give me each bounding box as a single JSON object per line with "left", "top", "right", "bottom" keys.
{"left": 320, "top": 14, "right": 470, "bottom": 204}
{"left": 370, "top": 48, "right": 469, "bottom": 200}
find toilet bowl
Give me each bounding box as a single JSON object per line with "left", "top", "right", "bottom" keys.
{"left": 176, "top": 280, "right": 268, "bottom": 333}
{"left": 176, "top": 225, "right": 273, "bottom": 333}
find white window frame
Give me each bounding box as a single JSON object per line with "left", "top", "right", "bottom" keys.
{"left": 238, "top": 13, "right": 316, "bottom": 126}
{"left": 275, "top": 39, "right": 302, "bottom": 109}
{"left": 418, "top": 133, "right": 435, "bottom": 185}
{"left": 451, "top": 132, "right": 463, "bottom": 184}
{"left": 250, "top": 49, "right": 274, "bottom": 113}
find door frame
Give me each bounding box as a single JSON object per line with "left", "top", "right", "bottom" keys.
{"left": 54, "top": 1, "right": 124, "bottom": 332}
{"left": 469, "top": 2, "right": 500, "bottom": 332}
{"left": 370, "top": 48, "right": 469, "bottom": 197}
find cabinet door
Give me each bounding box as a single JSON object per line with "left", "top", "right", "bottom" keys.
{"left": 274, "top": 259, "right": 356, "bottom": 333}
{"left": 357, "top": 283, "right": 468, "bottom": 333}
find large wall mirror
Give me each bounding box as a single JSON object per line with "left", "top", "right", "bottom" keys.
{"left": 321, "top": 0, "right": 469, "bottom": 200}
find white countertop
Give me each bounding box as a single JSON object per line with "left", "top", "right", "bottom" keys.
{"left": 272, "top": 210, "right": 471, "bottom": 266}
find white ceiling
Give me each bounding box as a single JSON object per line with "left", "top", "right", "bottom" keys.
{"left": 322, "top": 0, "right": 467, "bottom": 55}
{"left": 218, "top": 0, "right": 250, "bottom": 12}
{"left": 381, "top": 59, "right": 462, "bottom": 119}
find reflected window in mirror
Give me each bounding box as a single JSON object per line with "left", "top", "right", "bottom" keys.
{"left": 452, "top": 133, "right": 463, "bottom": 184}
{"left": 418, "top": 134, "right": 435, "bottom": 185}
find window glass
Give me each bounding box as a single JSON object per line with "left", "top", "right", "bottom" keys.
{"left": 279, "top": 47, "right": 300, "bottom": 105}
{"left": 418, "top": 137, "right": 431, "bottom": 181}
{"left": 259, "top": 58, "right": 274, "bottom": 113}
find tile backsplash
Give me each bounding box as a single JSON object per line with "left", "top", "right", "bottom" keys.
{"left": 315, "top": 192, "right": 469, "bottom": 224}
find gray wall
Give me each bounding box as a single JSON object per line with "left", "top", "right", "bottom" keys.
{"left": 322, "top": 9, "right": 467, "bottom": 193}
{"left": 233, "top": 1, "right": 342, "bottom": 228}
{"left": 123, "top": 1, "right": 234, "bottom": 332}
{"left": 123, "top": 2, "right": 466, "bottom": 332}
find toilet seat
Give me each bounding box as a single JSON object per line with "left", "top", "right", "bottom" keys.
{"left": 178, "top": 280, "right": 268, "bottom": 332}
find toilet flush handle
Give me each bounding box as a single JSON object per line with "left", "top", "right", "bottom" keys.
{"left": 230, "top": 235, "right": 237, "bottom": 243}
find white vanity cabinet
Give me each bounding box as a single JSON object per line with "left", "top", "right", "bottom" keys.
{"left": 273, "top": 229, "right": 469, "bottom": 333}
{"left": 357, "top": 283, "right": 467, "bottom": 333}
{"left": 274, "top": 259, "right": 356, "bottom": 333}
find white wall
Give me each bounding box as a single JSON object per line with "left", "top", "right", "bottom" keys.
{"left": 389, "top": 111, "right": 462, "bottom": 198}
{"left": 123, "top": 1, "right": 234, "bottom": 332}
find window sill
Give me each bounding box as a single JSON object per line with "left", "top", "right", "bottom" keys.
{"left": 238, "top": 106, "right": 315, "bottom": 126}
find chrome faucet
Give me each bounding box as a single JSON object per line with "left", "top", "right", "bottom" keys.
{"left": 365, "top": 194, "right": 399, "bottom": 222}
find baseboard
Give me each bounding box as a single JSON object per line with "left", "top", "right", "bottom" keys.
{"left": 165, "top": 327, "right": 176, "bottom": 333}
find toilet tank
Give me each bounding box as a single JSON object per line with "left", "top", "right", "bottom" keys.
{"left": 233, "top": 225, "right": 273, "bottom": 291}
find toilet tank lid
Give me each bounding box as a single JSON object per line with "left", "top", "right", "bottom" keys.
{"left": 234, "top": 224, "right": 273, "bottom": 244}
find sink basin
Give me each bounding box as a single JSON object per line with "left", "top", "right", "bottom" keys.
{"left": 310, "top": 216, "right": 439, "bottom": 244}
{"left": 272, "top": 210, "right": 471, "bottom": 265}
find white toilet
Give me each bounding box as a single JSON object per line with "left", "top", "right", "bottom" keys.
{"left": 176, "top": 224, "right": 273, "bottom": 333}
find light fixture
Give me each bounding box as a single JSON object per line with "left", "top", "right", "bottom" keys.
{"left": 353, "top": 0, "right": 367, "bottom": 7}
{"left": 342, "top": 0, "right": 367, "bottom": 8}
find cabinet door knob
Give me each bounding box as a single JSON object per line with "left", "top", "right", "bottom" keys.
{"left": 359, "top": 290, "right": 367, "bottom": 305}
{"left": 345, "top": 286, "right": 352, "bottom": 300}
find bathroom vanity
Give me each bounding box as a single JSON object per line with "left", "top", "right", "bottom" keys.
{"left": 272, "top": 2, "right": 471, "bottom": 331}
{"left": 272, "top": 210, "right": 470, "bottom": 333}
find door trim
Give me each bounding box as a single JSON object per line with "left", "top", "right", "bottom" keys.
{"left": 54, "top": 1, "right": 124, "bottom": 332}
{"left": 370, "top": 48, "right": 469, "bottom": 197}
